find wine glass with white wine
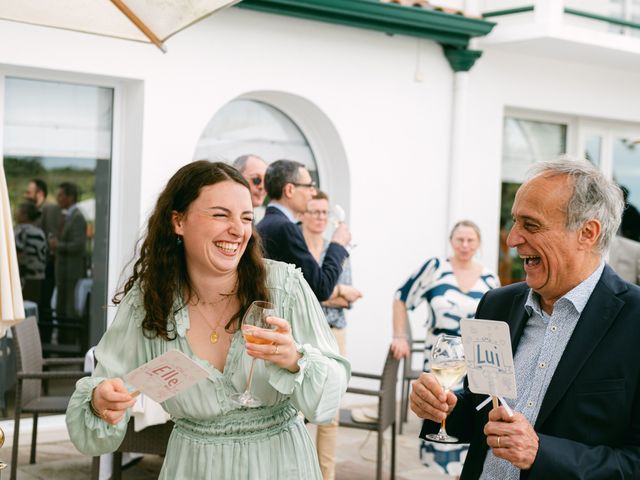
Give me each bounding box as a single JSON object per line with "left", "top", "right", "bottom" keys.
{"left": 425, "top": 334, "right": 467, "bottom": 443}
{"left": 230, "top": 301, "right": 278, "bottom": 408}
{"left": 330, "top": 204, "right": 356, "bottom": 250}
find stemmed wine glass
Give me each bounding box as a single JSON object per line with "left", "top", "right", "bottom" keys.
{"left": 331, "top": 204, "right": 356, "bottom": 249}
{"left": 230, "top": 301, "right": 277, "bottom": 408}
{"left": 425, "top": 334, "right": 467, "bottom": 443}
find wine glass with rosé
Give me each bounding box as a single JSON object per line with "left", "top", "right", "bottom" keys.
{"left": 425, "top": 334, "right": 467, "bottom": 443}
{"left": 230, "top": 301, "right": 277, "bottom": 408}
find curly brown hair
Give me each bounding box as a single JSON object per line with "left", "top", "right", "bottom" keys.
{"left": 113, "top": 160, "right": 269, "bottom": 340}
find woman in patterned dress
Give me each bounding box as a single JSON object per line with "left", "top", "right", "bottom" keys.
{"left": 391, "top": 220, "right": 499, "bottom": 476}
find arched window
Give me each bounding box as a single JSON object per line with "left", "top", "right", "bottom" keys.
{"left": 193, "top": 99, "right": 319, "bottom": 183}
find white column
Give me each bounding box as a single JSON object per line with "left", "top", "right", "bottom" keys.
{"left": 535, "top": 0, "right": 564, "bottom": 27}
{"left": 445, "top": 71, "right": 470, "bottom": 251}
{"left": 464, "top": 0, "right": 481, "bottom": 18}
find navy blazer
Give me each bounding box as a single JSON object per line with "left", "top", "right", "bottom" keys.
{"left": 420, "top": 265, "right": 640, "bottom": 479}
{"left": 256, "top": 206, "right": 348, "bottom": 301}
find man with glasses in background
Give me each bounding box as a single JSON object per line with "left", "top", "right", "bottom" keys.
{"left": 257, "top": 159, "right": 351, "bottom": 302}
{"left": 233, "top": 154, "right": 268, "bottom": 208}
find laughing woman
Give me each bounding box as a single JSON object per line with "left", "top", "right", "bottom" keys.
{"left": 65, "top": 161, "right": 350, "bottom": 479}
{"left": 391, "top": 220, "right": 499, "bottom": 477}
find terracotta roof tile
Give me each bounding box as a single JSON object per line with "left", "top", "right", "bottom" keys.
{"left": 380, "top": 0, "right": 480, "bottom": 19}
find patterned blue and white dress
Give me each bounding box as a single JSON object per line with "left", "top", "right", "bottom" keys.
{"left": 396, "top": 257, "right": 499, "bottom": 476}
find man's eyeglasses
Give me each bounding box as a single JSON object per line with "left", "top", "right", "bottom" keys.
{"left": 292, "top": 181, "right": 317, "bottom": 189}
{"left": 306, "top": 209, "right": 328, "bottom": 218}
{"left": 250, "top": 176, "right": 263, "bottom": 186}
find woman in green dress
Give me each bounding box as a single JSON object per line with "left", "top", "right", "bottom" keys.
{"left": 65, "top": 161, "right": 350, "bottom": 479}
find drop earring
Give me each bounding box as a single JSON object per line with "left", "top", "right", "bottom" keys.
{"left": 176, "top": 236, "right": 183, "bottom": 245}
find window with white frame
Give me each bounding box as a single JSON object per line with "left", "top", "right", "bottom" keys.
{"left": 2, "top": 76, "right": 113, "bottom": 359}
{"left": 499, "top": 112, "right": 640, "bottom": 285}
{"left": 499, "top": 116, "right": 568, "bottom": 285}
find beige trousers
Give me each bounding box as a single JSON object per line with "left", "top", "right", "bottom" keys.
{"left": 316, "top": 327, "right": 347, "bottom": 480}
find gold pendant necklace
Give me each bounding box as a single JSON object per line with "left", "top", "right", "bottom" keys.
{"left": 193, "top": 296, "right": 232, "bottom": 344}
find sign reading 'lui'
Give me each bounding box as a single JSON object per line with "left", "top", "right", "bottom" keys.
{"left": 460, "top": 319, "right": 517, "bottom": 399}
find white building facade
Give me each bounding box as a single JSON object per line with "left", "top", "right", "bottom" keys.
{"left": 1, "top": 0, "right": 640, "bottom": 378}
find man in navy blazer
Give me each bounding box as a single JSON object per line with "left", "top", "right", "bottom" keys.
{"left": 411, "top": 157, "right": 640, "bottom": 479}
{"left": 257, "top": 159, "right": 351, "bottom": 301}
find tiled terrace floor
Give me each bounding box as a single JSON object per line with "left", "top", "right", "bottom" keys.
{"left": 0, "top": 408, "right": 452, "bottom": 479}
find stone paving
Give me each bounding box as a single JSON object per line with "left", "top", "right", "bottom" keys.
{"left": 0, "top": 409, "right": 451, "bottom": 479}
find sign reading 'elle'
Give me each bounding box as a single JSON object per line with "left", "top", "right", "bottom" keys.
{"left": 125, "top": 350, "right": 209, "bottom": 403}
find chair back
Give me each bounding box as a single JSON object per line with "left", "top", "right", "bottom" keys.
{"left": 404, "top": 320, "right": 426, "bottom": 375}
{"left": 377, "top": 347, "right": 400, "bottom": 431}
{"left": 12, "top": 317, "right": 44, "bottom": 405}
{"left": 403, "top": 321, "right": 415, "bottom": 377}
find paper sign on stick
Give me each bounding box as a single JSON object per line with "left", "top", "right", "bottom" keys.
{"left": 125, "top": 350, "right": 209, "bottom": 403}
{"left": 460, "top": 319, "right": 517, "bottom": 399}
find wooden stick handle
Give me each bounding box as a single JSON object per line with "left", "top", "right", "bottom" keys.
{"left": 111, "top": 0, "right": 167, "bottom": 53}
{"left": 492, "top": 395, "right": 499, "bottom": 409}
{"left": 130, "top": 389, "right": 141, "bottom": 398}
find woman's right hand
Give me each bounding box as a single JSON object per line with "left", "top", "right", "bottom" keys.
{"left": 91, "top": 378, "right": 137, "bottom": 425}
{"left": 390, "top": 337, "right": 410, "bottom": 359}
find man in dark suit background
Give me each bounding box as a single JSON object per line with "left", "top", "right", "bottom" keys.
{"left": 49, "top": 182, "right": 87, "bottom": 345}
{"left": 256, "top": 159, "right": 351, "bottom": 301}
{"left": 411, "top": 157, "right": 640, "bottom": 479}
{"left": 24, "top": 178, "right": 63, "bottom": 343}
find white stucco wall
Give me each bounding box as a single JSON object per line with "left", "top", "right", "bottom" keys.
{"left": 0, "top": 8, "right": 454, "bottom": 375}
{"left": 2, "top": 5, "right": 640, "bottom": 384}
{"left": 464, "top": 47, "right": 640, "bottom": 275}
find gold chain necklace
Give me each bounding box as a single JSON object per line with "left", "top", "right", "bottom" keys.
{"left": 196, "top": 292, "right": 230, "bottom": 307}
{"left": 193, "top": 297, "right": 232, "bottom": 344}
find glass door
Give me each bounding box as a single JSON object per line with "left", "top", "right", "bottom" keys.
{"left": 499, "top": 115, "right": 569, "bottom": 285}
{"left": 2, "top": 76, "right": 113, "bottom": 355}
{"left": 580, "top": 120, "right": 640, "bottom": 242}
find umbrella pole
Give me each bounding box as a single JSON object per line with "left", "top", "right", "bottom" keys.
{"left": 110, "top": 0, "right": 167, "bottom": 53}
{"left": 0, "top": 425, "right": 6, "bottom": 477}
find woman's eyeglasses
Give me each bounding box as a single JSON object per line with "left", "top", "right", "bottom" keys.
{"left": 306, "top": 210, "right": 328, "bottom": 217}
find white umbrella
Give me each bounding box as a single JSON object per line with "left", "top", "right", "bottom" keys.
{"left": 0, "top": 163, "right": 24, "bottom": 338}
{"left": 0, "top": 0, "right": 240, "bottom": 53}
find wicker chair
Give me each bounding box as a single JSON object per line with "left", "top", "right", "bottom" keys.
{"left": 339, "top": 347, "right": 400, "bottom": 480}
{"left": 10, "top": 316, "right": 86, "bottom": 480}
{"left": 90, "top": 418, "right": 175, "bottom": 480}
{"left": 399, "top": 321, "right": 425, "bottom": 434}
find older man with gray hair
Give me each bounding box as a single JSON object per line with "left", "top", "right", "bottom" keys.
{"left": 411, "top": 157, "right": 640, "bottom": 479}
{"left": 233, "top": 154, "right": 268, "bottom": 208}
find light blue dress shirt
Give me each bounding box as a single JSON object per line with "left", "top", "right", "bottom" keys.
{"left": 268, "top": 202, "right": 297, "bottom": 223}
{"left": 480, "top": 262, "right": 605, "bottom": 480}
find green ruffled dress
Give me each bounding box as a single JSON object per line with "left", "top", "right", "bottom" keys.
{"left": 66, "top": 260, "right": 350, "bottom": 479}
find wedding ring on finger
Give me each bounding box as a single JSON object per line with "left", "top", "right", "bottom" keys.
{"left": 101, "top": 409, "right": 109, "bottom": 420}
{"left": 497, "top": 436, "right": 501, "bottom": 448}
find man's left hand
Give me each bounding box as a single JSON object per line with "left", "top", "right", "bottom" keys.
{"left": 483, "top": 407, "right": 539, "bottom": 470}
